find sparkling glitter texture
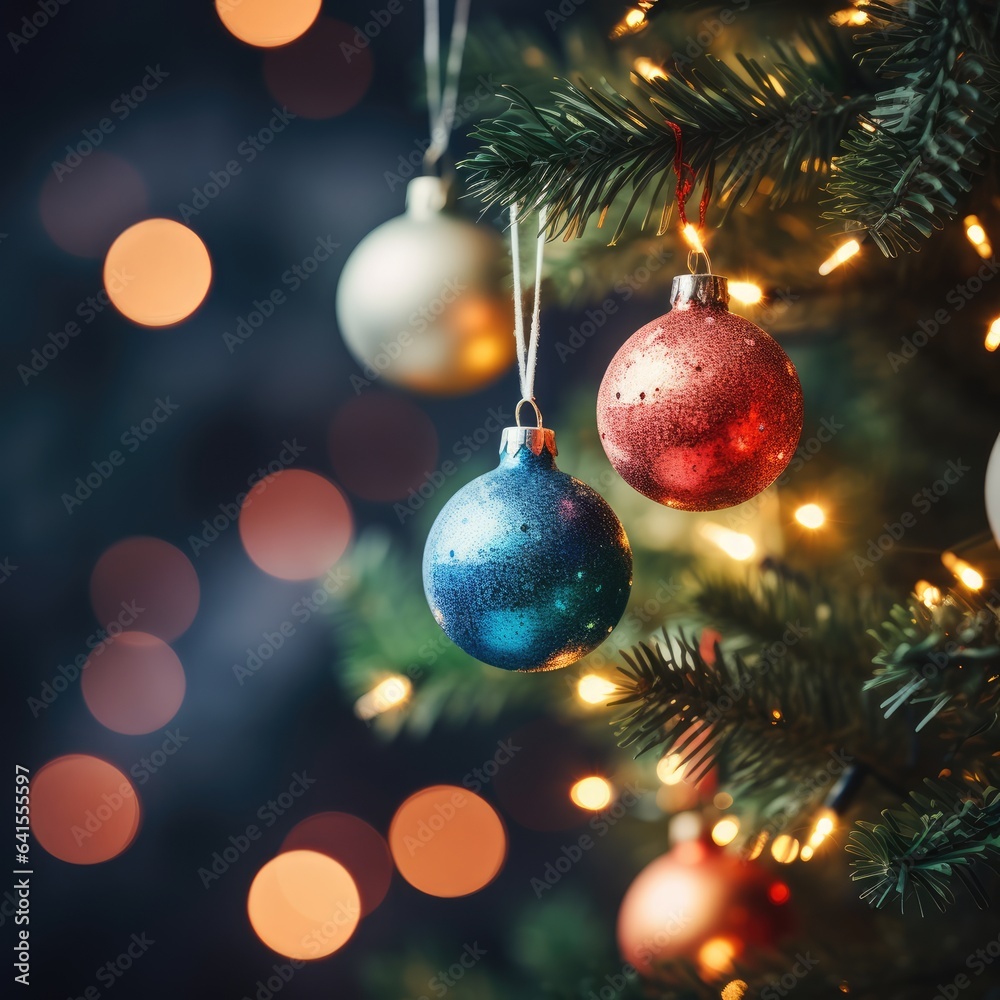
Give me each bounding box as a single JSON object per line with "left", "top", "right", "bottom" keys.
{"left": 597, "top": 274, "right": 803, "bottom": 511}
{"left": 423, "top": 426, "right": 633, "bottom": 672}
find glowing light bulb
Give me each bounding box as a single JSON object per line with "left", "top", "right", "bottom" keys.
{"left": 699, "top": 523, "right": 756, "bottom": 561}
{"left": 985, "top": 317, "right": 1000, "bottom": 352}
{"left": 799, "top": 844, "right": 815, "bottom": 861}
{"left": 354, "top": 675, "right": 411, "bottom": 720}
{"left": 794, "top": 503, "right": 826, "bottom": 529}
{"left": 698, "top": 936, "right": 737, "bottom": 976}
{"left": 728, "top": 281, "right": 764, "bottom": 305}
{"left": 625, "top": 8, "right": 646, "bottom": 28}
{"left": 633, "top": 57, "right": 666, "bottom": 82}
{"left": 577, "top": 674, "right": 617, "bottom": 705}
{"left": 965, "top": 215, "right": 993, "bottom": 259}
{"left": 941, "top": 551, "right": 984, "bottom": 590}
{"left": 808, "top": 809, "right": 835, "bottom": 849}
{"left": 656, "top": 753, "right": 686, "bottom": 785}
{"left": 830, "top": 8, "right": 870, "bottom": 25}
{"left": 915, "top": 580, "right": 942, "bottom": 607}
{"left": 711, "top": 817, "right": 740, "bottom": 846}
{"left": 770, "top": 834, "right": 799, "bottom": 864}
{"left": 819, "top": 238, "right": 861, "bottom": 275}
{"left": 570, "top": 776, "right": 614, "bottom": 811}
{"left": 682, "top": 223, "right": 706, "bottom": 256}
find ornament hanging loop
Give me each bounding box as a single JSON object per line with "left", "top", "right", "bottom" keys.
{"left": 687, "top": 245, "right": 713, "bottom": 276}
{"left": 515, "top": 398, "right": 544, "bottom": 428}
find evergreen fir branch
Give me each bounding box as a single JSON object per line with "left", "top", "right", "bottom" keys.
{"left": 825, "top": 0, "right": 1000, "bottom": 255}
{"left": 866, "top": 594, "right": 1000, "bottom": 730}
{"left": 462, "top": 26, "right": 867, "bottom": 243}
{"left": 847, "top": 779, "right": 1000, "bottom": 913}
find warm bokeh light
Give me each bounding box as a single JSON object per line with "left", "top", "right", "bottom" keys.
{"left": 941, "top": 551, "right": 984, "bottom": 590}
{"left": 633, "top": 56, "right": 667, "bottom": 81}
{"left": 281, "top": 813, "right": 392, "bottom": 916}
{"left": 329, "top": 392, "right": 439, "bottom": 502}
{"left": 216, "top": 0, "right": 321, "bottom": 47}
{"left": 768, "top": 881, "right": 791, "bottom": 904}
{"left": 744, "top": 831, "right": 767, "bottom": 861}
{"left": 389, "top": 785, "right": 507, "bottom": 897}
{"left": 30, "top": 755, "right": 140, "bottom": 864}
{"left": 699, "top": 523, "right": 756, "bottom": 561}
{"left": 81, "top": 632, "right": 185, "bottom": 735}
{"left": 354, "top": 675, "right": 411, "bottom": 721}
{"left": 722, "top": 980, "right": 749, "bottom": 1000}
{"left": 264, "top": 18, "right": 374, "bottom": 119}
{"left": 830, "top": 7, "right": 870, "bottom": 25}
{"left": 713, "top": 792, "right": 733, "bottom": 810}
{"left": 104, "top": 218, "right": 212, "bottom": 326}
{"left": 711, "top": 817, "right": 740, "bottom": 847}
{"left": 612, "top": 6, "right": 649, "bottom": 36}
{"left": 570, "top": 776, "right": 613, "bottom": 811}
{"left": 915, "top": 579, "right": 942, "bottom": 607}
{"left": 770, "top": 834, "right": 800, "bottom": 864}
{"left": 818, "top": 238, "right": 861, "bottom": 275}
{"left": 239, "top": 469, "right": 353, "bottom": 580}
{"left": 682, "top": 223, "right": 706, "bottom": 256}
{"left": 40, "top": 151, "right": 148, "bottom": 258}
{"left": 986, "top": 317, "right": 1000, "bottom": 352}
{"left": 808, "top": 810, "right": 835, "bottom": 849}
{"left": 964, "top": 215, "right": 993, "bottom": 258}
{"left": 728, "top": 281, "right": 764, "bottom": 305}
{"left": 794, "top": 503, "right": 826, "bottom": 529}
{"left": 90, "top": 536, "right": 200, "bottom": 642}
{"left": 248, "top": 850, "right": 360, "bottom": 959}
{"left": 657, "top": 753, "right": 687, "bottom": 786}
{"left": 577, "top": 673, "right": 618, "bottom": 704}
{"left": 698, "top": 936, "right": 737, "bottom": 977}
{"left": 799, "top": 844, "right": 815, "bottom": 861}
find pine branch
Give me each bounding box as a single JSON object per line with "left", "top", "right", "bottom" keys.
{"left": 866, "top": 593, "right": 1000, "bottom": 731}
{"left": 825, "top": 0, "right": 1000, "bottom": 255}
{"left": 462, "top": 26, "right": 868, "bottom": 244}
{"left": 847, "top": 779, "right": 1000, "bottom": 913}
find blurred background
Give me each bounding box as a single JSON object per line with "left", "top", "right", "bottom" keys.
{"left": 4, "top": 1, "right": 1000, "bottom": 998}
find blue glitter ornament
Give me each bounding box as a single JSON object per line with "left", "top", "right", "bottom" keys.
{"left": 423, "top": 420, "right": 633, "bottom": 672}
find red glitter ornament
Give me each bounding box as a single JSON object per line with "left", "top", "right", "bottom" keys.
{"left": 597, "top": 274, "right": 803, "bottom": 511}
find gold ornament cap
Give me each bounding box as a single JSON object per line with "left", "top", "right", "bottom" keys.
{"left": 406, "top": 176, "right": 451, "bottom": 220}
{"left": 670, "top": 273, "right": 730, "bottom": 309}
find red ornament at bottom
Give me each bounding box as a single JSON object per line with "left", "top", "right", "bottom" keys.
{"left": 597, "top": 274, "right": 803, "bottom": 511}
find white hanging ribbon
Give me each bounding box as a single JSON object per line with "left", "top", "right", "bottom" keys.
{"left": 509, "top": 203, "right": 548, "bottom": 406}
{"left": 423, "top": 0, "right": 472, "bottom": 169}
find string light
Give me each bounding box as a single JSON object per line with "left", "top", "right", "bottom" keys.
{"left": 794, "top": 503, "right": 826, "bottom": 529}
{"left": 965, "top": 215, "right": 993, "bottom": 259}
{"left": 770, "top": 834, "right": 800, "bottom": 864}
{"left": 577, "top": 673, "right": 618, "bottom": 704}
{"left": 633, "top": 56, "right": 667, "bottom": 82}
{"left": 799, "top": 845, "right": 815, "bottom": 861}
{"left": 682, "top": 223, "right": 706, "bottom": 256}
{"left": 915, "top": 580, "right": 942, "bottom": 607}
{"left": 985, "top": 317, "right": 1000, "bottom": 352}
{"left": 941, "top": 551, "right": 984, "bottom": 590}
{"left": 744, "top": 830, "right": 768, "bottom": 860}
{"left": 711, "top": 817, "right": 740, "bottom": 846}
{"left": 728, "top": 281, "right": 764, "bottom": 305}
{"left": 656, "top": 753, "right": 687, "bottom": 785}
{"left": 699, "top": 523, "right": 756, "bottom": 561}
{"left": 570, "top": 776, "right": 614, "bottom": 810}
{"left": 698, "top": 937, "right": 737, "bottom": 976}
{"left": 819, "top": 238, "right": 861, "bottom": 275}
{"left": 808, "top": 809, "right": 836, "bottom": 850}
{"left": 611, "top": 4, "right": 655, "bottom": 37}
{"left": 354, "top": 675, "right": 411, "bottom": 720}
{"left": 830, "top": 8, "right": 870, "bottom": 25}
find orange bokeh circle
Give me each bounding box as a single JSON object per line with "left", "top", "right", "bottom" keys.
{"left": 216, "top": 0, "right": 321, "bottom": 47}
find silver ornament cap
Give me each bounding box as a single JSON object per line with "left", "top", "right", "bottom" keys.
{"left": 405, "top": 175, "right": 451, "bottom": 220}
{"left": 670, "top": 273, "right": 730, "bottom": 310}
{"left": 500, "top": 426, "right": 558, "bottom": 459}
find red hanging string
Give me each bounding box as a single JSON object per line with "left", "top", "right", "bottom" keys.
{"left": 664, "top": 120, "right": 711, "bottom": 233}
